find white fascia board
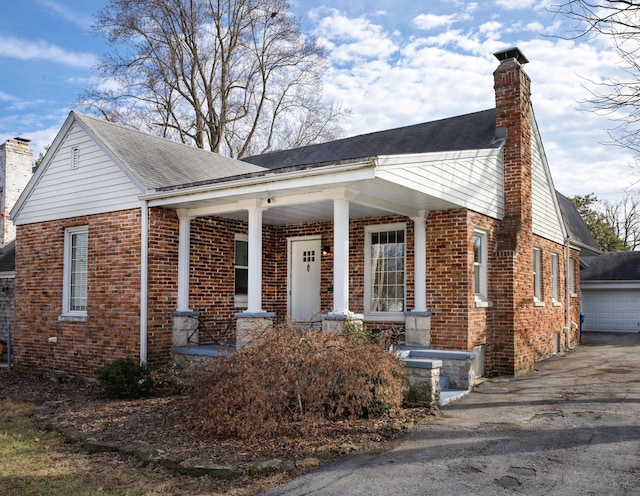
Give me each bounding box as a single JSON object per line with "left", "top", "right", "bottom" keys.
{"left": 143, "top": 161, "right": 376, "bottom": 208}
{"left": 582, "top": 281, "right": 640, "bottom": 290}
{"left": 375, "top": 148, "right": 501, "bottom": 169}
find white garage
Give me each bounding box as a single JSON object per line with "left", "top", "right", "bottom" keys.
{"left": 581, "top": 252, "right": 640, "bottom": 333}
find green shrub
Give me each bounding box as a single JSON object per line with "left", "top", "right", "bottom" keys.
{"left": 190, "top": 322, "right": 408, "bottom": 440}
{"left": 95, "top": 357, "right": 154, "bottom": 399}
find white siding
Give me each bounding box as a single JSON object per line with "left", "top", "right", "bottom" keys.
{"left": 15, "top": 122, "right": 144, "bottom": 225}
{"left": 531, "top": 122, "right": 565, "bottom": 244}
{"left": 376, "top": 149, "right": 504, "bottom": 219}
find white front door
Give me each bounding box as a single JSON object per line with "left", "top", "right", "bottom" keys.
{"left": 290, "top": 238, "right": 321, "bottom": 321}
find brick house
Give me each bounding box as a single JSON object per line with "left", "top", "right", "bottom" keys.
{"left": 10, "top": 47, "right": 599, "bottom": 378}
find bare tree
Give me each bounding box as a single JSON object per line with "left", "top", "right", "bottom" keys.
{"left": 603, "top": 190, "right": 640, "bottom": 250}
{"left": 555, "top": 1, "right": 640, "bottom": 156}
{"left": 80, "top": 0, "right": 349, "bottom": 158}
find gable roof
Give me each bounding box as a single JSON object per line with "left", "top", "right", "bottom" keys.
{"left": 243, "top": 109, "right": 502, "bottom": 169}
{"left": 73, "top": 112, "right": 266, "bottom": 190}
{"left": 581, "top": 252, "right": 640, "bottom": 281}
{"left": 556, "top": 191, "right": 601, "bottom": 255}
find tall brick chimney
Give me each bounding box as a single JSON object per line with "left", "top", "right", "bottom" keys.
{"left": 492, "top": 47, "right": 535, "bottom": 375}
{"left": 0, "top": 138, "right": 33, "bottom": 247}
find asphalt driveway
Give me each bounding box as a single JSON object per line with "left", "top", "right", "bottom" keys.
{"left": 263, "top": 332, "right": 640, "bottom": 495}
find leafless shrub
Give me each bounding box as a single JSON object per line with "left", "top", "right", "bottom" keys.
{"left": 190, "top": 321, "right": 408, "bottom": 440}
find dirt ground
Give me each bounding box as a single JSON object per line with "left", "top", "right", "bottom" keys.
{"left": 0, "top": 364, "right": 430, "bottom": 487}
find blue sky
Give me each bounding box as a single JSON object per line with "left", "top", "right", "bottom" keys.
{"left": 0, "top": 0, "right": 635, "bottom": 199}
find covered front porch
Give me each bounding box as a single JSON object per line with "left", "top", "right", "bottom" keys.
{"left": 140, "top": 148, "right": 502, "bottom": 355}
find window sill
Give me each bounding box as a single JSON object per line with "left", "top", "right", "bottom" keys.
{"left": 570, "top": 293, "right": 578, "bottom": 298}
{"left": 552, "top": 301, "right": 562, "bottom": 307}
{"left": 534, "top": 300, "right": 545, "bottom": 307}
{"left": 475, "top": 300, "right": 493, "bottom": 308}
{"left": 58, "top": 313, "right": 87, "bottom": 322}
{"left": 363, "top": 313, "right": 405, "bottom": 323}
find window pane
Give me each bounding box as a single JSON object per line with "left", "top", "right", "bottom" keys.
{"left": 70, "top": 232, "right": 88, "bottom": 311}
{"left": 235, "top": 268, "right": 248, "bottom": 295}
{"left": 235, "top": 240, "right": 248, "bottom": 266}
{"left": 370, "top": 229, "right": 405, "bottom": 313}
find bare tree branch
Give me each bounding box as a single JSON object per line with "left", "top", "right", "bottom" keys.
{"left": 79, "top": 0, "right": 349, "bottom": 158}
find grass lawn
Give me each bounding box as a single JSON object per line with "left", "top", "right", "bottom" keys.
{"left": 0, "top": 398, "right": 285, "bottom": 496}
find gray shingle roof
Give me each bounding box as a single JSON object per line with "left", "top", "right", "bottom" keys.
{"left": 556, "top": 191, "right": 600, "bottom": 255}
{"left": 243, "top": 109, "right": 501, "bottom": 169}
{"left": 581, "top": 252, "right": 640, "bottom": 281}
{"left": 74, "top": 112, "right": 266, "bottom": 190}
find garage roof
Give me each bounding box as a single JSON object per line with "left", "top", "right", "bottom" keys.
{"left": 582, "top": 252, "right": 640, "bottom": 281}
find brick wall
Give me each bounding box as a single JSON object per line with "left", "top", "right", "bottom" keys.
{"left": 14, "top": 209, "right": 142, "bottom": 377}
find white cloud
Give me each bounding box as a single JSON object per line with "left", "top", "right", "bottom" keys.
{"left": 494, "top": 0, "right": 536, "bottom": 9}
{"left": 413, "top": 14, "right": 456, "bottom": 31}
{"left": 37, "top": 0, "right": 94, "bottom": 29}
{"left": 0, "top": 35, "right": 97, "bottom": 68}
{"left": 311, "top": 9, "right": 399, "bottom": 64}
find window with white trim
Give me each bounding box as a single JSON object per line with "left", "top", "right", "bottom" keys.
{"left": 533, "top": 247, "right": 542, "bottom": 302}
{"left": 234, "top": 235, "right": 248, "bottom": 307}
{"left": 473, "top": 229, "right": 488, "bottom": 301}
{"left": 63, "top": 226, "right": 88, "bottom": 315}
{"left": 551, "top": 252, "right": 560, "bottom": 303}
{"left": 365, "top": 224, "right": 406, "bottom": 317}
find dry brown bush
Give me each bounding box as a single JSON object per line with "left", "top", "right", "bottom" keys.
{"left": 190, "top": 322, "right": 408, "bottom": 440}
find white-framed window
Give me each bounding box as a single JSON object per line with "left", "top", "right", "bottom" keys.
{"left": 234, "top": 235, "right": 248, "bottom": 307}
{"left": 62, "top": 226, "right": 88, "bottom": 316}
{"left": 568, "top": 257, "right": 576, "bottom": 297}
{"left": 365, "top": 224, "right": 406, "bottom": 318}
{"left": 533, "top": 247, "right": 543, "bottom": 303}
{"left": 473, "top": 229, "right": 488, "bottom": 301}
{"left": 70, "top": 146, "right": 79, "bottom": 169}
{"left": 551, "top": 252, "right": 560, "bottom": 304}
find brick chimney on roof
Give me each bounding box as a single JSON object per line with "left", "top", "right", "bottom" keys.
{"left": 491, "top": 47, "right": 535, "bottom": 376}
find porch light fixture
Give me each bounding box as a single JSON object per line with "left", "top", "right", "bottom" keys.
{"left": 0, "top": 284, "right": 10, "bottom": 297}
{"left": 322, "top": 245, "right": 331, "bottom": 255}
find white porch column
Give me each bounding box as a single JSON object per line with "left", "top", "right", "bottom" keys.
{"left": 412, "top": 211, "right": 427, "bottom": 312}
{"left": 176, "top": 209, "right": 192, "bottom": 312}
{"left": 246, "top": 204, "right": 265, "bottom": 313}
{"left": 405, "top": 210, "right": 431, "bottom": 347}
{"left": 333, "top": 197, "right": 350, "bottom": 315}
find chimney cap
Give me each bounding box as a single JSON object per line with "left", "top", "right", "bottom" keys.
{"left": 14, "top": 137, "right": 31, "bottom": 144}
{"left": 493, "top": 47, "right": 529, "bottom": 65}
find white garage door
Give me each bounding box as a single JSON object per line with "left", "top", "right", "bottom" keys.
{"left": 582, "top": 289, "right": 640, "bottom": 332}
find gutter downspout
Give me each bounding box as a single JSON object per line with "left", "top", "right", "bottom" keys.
{"left": 140, "top": 201, "right": 149, "bottom": 364}
{"left": 564, "top": 236, "right": 574, "bottom": 350}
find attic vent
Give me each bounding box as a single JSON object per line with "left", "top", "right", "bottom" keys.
{"left": 71, "top": 147, "right": 79, "bottom": 169}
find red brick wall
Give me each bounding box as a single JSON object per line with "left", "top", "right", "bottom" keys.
{"left": 14, "top": 210, "right": 143, "bottom": 377}
{"left": 426, "top": 209, "right": 471, "bottom": 350}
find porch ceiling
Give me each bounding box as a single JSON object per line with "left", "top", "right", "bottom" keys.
{"left": 156, "top": 176, "right": 459, "bottom": 225}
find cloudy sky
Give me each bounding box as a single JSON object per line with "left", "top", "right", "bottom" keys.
{"left": 0, "top": 0, "right": 636, "bottom": 199}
